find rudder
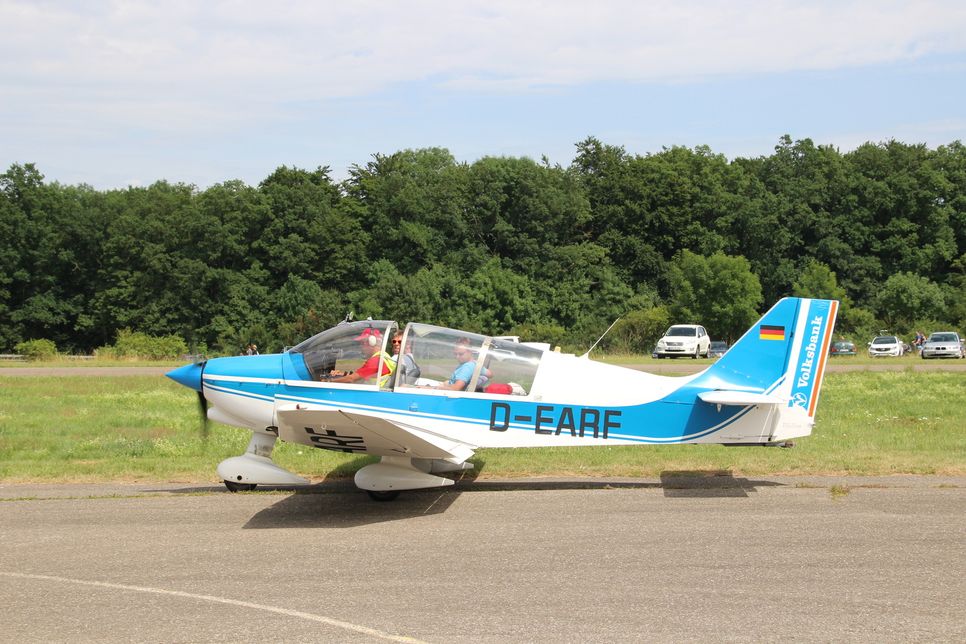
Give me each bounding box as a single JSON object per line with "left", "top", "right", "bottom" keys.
{"left": 696, "top": 297, "right": 838, "bottom": 441}
{"left": 780, "top": 298, "right": 839, "bottom": 418}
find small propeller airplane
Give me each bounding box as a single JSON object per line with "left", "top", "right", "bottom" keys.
{"left": 167, "top": 297, "right": 837, "bottom": 500}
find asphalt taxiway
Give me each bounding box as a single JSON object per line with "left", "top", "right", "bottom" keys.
{"left": 2, "top": 476, "right": 964, "bottom": 642}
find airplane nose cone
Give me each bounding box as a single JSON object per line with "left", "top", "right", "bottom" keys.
{"left": 166, "top": 362, "right": 204, "bottom": 392}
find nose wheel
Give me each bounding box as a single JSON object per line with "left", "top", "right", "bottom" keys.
{"left": 224, "top": 480, "right": 257, "bottom": 492}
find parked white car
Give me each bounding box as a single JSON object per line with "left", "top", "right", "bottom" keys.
{"left": 868, "top": 335, "right": 904, "bottom": 357}
{"left": 920, "top": 332, "right": 964, "bottom": 359}
{"left": 654, "top": 324, "right": 711, "bottom": 359}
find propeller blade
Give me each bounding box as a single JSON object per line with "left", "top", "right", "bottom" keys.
{"left": 166, "top": 358, "right": 209, "bottom": 440}
{"left": 196, "top": 389, "right": 210, "bottom": 440}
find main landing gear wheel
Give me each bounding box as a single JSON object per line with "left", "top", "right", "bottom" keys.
{"left": 366, "top": 490, "right": 400, "bottom": 502}
{"left": 224, "top": 480, "right": 257, "bottom": 492}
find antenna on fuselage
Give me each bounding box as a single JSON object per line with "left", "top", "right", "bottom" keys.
{"left": 580, "top": 317, "right": 621, "bottom": 359}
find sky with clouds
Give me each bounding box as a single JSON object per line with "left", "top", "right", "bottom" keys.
{"left": 2, "top": 0, "right": 966, "bottom": 189}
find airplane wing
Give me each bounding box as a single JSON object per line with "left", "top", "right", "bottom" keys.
{"left": 275, "top": 404, "right": 476, "bottom": 461}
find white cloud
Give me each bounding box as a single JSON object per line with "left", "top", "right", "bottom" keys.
{"left": 3, "top": 1, "right": 966, "bottom": 99}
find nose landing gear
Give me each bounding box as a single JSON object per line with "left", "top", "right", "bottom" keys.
{"left": 217, "top": 431, "right": 309, "bottom": 492}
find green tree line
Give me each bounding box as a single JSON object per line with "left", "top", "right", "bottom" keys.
{"left": 2, "top": 135, "right": 964, "bottom": 354}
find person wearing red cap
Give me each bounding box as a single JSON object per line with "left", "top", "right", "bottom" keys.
{"left": 329, "top": 328, "right": 394, "bottom": 385}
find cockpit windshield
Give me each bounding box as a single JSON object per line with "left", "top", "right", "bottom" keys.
{"left": 290, "top": 320, "right": 396, "bottom": 382}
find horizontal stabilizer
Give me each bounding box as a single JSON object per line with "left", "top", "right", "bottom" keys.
{"left": 698, "top": 390, "right": 785, "bottom": 406}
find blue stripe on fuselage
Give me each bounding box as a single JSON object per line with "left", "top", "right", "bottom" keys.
{"left": 203, "top": 376, "right": 756, "bottom": 443}
{"left": 199, "top": 350, "right": 771, "bottom": 442}
{"left": 274, "top": 387, "right": 758, "bottom": 443}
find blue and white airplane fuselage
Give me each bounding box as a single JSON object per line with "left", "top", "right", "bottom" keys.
{"left": 167, "top": 297, "right": 838, "bottom": 497}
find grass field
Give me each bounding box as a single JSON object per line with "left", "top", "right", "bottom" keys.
{"left": 0, "top": 357, "right": 183, "bottom": 368}
{"left": 0, "top": 370, "right": 963, "bottom": 483}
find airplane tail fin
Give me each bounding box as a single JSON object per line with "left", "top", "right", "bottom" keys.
{"left": 696, "top": 298, "right": 839, "bottom": 442}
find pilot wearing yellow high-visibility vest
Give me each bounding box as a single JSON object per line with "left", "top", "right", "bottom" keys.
{"left": 328, "top": 328, "right": 394, "bottom": 385}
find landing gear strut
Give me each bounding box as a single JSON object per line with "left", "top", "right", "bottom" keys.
{"left": 216, "top": 432, "right": 309, "bottom": 491}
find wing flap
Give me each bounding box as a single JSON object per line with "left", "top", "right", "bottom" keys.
{"left": 276, "top": 405, "right": 474, "bottom": 460}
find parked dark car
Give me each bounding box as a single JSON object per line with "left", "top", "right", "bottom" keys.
{"left": 708, "top": 341, "right": 729, "bottom": 358}
{"left": 830, "top": 340, "right": 856, "bottom": 356}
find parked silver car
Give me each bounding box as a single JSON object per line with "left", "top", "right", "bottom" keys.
{"left": 920, "top": 332, "right": 965, "bottom": 359}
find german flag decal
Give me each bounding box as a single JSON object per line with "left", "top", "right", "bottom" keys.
{"left": 760, "top": 325, "right": 785, "bottom": 341}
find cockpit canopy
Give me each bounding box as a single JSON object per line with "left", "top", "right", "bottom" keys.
{"left": 289, "top": 320, "right": 543, "bottom": 395}
{"left": 291, "top": 320, "right": 398, "bottom": 380}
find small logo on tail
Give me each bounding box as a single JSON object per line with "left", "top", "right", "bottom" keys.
{"left": 760, "top": 325, "right": 785, "bottom": 341}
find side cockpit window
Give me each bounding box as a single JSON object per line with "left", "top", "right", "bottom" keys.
{"left": 483, "top": 338, "right": 542, "bottom": 395}
{"left": 397, "top": 324, "right": 541, "bottom": 396}
{"left": 395, "top": 325, "right": 486, "bottom": 391}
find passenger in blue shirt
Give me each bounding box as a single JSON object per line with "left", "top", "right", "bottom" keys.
{"left": 438, "top": 338, "right": 489, "bottom": 391}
